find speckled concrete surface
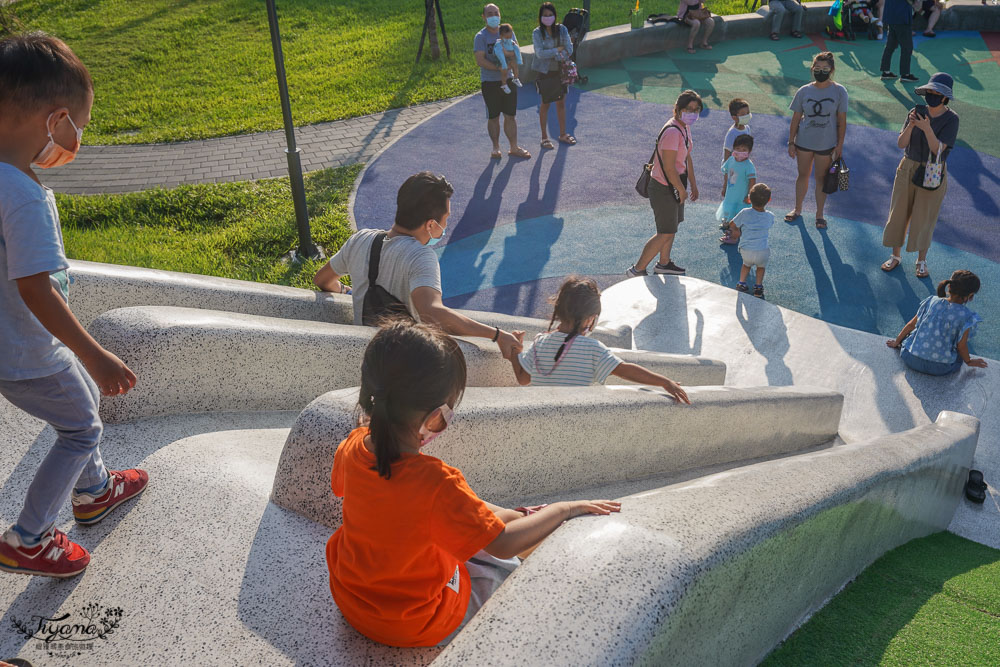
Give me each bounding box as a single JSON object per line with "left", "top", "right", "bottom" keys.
{"left": 88, "top": 305, "right": 725, "bottom": 423}
{"left": 0, "top": 405, "right": 438, "bottom": 666}
{"left": 599, "top": 276, "right": 999, "bottom": 549}
{"left": 271, "top": 385, "right": 842, "bottom": 530}
{"left": 435, "top": 412, "right": 980, "bottom": 667}
{"left": 68, "top": 259, "right": 632, "bottom": 349}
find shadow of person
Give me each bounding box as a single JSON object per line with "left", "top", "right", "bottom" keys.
{"left": 491, "top": 130, "right": 570, "bottom": 315}
{"left": 735, "top": 297, "right": 794, "bottom": 386}
{"left": 633, "top": 277, "right": 704, "bottom": 356}
{"left": 438, "top": 159, "right": 515, "bottom": 309}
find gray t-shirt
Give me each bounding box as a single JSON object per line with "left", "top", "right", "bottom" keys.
{"left": 0, "top": 162, "right": 74, "bottom": 381}
{"left": 790, "top": 82, "right": 849, "bottom": 152}
{"left": 474, "top": 27, "right": 512, "bottom": 82}
{"left": 328, "top": 228, "right": 442, "bottom": 325}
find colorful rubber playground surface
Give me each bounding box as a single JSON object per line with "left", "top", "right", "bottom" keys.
{"left": 354, "top": 30, "right": 1000, "bottom": 358}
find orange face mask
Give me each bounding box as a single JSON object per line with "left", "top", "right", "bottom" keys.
{"left": 32, "top": 112, "right": 83, "bottom": 169}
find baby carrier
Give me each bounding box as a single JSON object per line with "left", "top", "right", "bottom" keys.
{"left": 825, "top": 0, "right": 856, "bottom": 40}
{"left": 826, "top": 0, "right": 879, "bottom": 40}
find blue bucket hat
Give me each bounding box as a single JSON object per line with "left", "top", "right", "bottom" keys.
{"left": 915, "top": 72, "right": 954, "bottom": 101}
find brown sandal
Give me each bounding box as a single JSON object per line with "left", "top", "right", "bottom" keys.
{"left": 509, "top": 146, "right": 532, "bottom": 159}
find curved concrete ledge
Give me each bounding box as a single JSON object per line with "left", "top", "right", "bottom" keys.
{"left": 434, "top": 411, "right": 980, "bottom": 667}
{"left": 515, "top": 2, "right": 997, "bottom": 79}
{"left": 599, "top": 275, "right": 999, "bottom": 548}
{"left": 68, "top": 259, "right": 631, "bottom": 348}
{"left": 270, "top": 384, "right": 842, "bottom": 530}
{"left": 89, "top": 305, "right": 722, "bottom": 423}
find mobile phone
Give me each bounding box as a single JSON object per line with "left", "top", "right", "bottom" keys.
{"left": 914, "top": 104, "right": 928, "bottom": 118}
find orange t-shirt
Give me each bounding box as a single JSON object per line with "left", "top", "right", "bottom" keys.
{"left": 326, "top": 427, "right": 506, "bottom": 647}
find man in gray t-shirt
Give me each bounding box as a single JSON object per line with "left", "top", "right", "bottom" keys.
{"left": 474, "top": 4, "right": 530, "bottom": 161}
{"left": 313, "top": 171, "right": 520, "bottom": 359}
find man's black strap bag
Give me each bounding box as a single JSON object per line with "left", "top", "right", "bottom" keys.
{"left": 361, "top": 232, "right": 414, "bottom": 326}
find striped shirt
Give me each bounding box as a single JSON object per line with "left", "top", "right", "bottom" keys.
{"left": 518, "top": 331, "right": 623, "bottom": 387}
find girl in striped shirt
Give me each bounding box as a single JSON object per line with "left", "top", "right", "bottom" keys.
{"left": 510, "top": 277, "right": 691, "bottom": 404}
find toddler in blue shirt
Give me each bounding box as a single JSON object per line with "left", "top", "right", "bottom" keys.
{"left": 496, "top": 24, "right": 524, "bottom": 94}
{"left": 725, "top": 183, "right": 775, "bottom": 299}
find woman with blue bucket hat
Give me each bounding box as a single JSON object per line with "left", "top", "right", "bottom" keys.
{"left": 880, "top": 72, "right": 959, "bottom": 279}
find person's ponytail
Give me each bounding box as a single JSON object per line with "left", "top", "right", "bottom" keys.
{"left": 368, "top": 391, "right": 400, "bottom": 480}
{"left": 937, "top": 279, "right": 952, "bottom": 298}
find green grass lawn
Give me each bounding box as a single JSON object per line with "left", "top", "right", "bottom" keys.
{"left": 763, "top": 531, "right": 1000, "bottom": 666}
{"left": 12, "top": 0, "right": 779, "bottom": 145}
{"left": 59, "top": 165, "right": 358, "bottom": 289}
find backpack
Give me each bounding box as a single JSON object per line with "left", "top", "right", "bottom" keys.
{"left": 360, "top": 232, "right": 415, "bottom": 326}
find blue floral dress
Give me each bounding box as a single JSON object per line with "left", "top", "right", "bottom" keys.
{"left": 900, "top": 296, "right": 982, "bottom": 374}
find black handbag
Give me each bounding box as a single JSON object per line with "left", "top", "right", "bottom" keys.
{"left": 535, "top": 72, "right": 566, "bottom": 103}
{"left": 822, "top": 158, "right": 848, "bottom": 194}
{"left": 361, "top": 232, "right": 414, "bottom": 326}
{"left": 636, "top": 123, "right": 687, "bottom": 198}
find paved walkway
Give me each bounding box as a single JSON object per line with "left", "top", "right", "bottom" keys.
{"left": 38, "top": 98, "right": 458, "bottom": 194}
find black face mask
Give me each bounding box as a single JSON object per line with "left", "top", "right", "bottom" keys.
{"left": 813, "top": 69, "right": 831, "bottom": 83}
{"left": 925, "top": 93, "right": 944, "bottom": 108}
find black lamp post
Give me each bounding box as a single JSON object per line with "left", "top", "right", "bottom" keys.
{"left": 265, "top": 0, "right": 321, "bottom": 261}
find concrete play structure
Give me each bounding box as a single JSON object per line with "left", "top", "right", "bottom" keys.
{"left": 3, "top": 4, "right": 999, "bottom": 662}
{"left": 1, "top": 261, "right": 993, "bottom": 665}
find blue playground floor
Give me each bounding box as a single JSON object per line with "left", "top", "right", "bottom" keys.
{"left": 354, "top": 33, "right": 1000, "bottom": 359}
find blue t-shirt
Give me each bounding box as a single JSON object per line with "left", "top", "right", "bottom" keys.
{"left": 517, "top": 331, "right": 622, "bottom": 387}
{"left": 902, "top": 296, "right": 981, "bottom": 365}
{"left": 0, "top": 162, "right": 74, "bottom": 381}
{"left": 718, "top": 156, "right": 757, "bottom": 221}
{"left": 732, "top": 207, "right": 775, "bottom": 252}
{"left": 474, "top": 27, "right": 514, "bottom": 82}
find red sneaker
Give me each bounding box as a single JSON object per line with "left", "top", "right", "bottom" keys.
{"left": 72, "top": 468, "right": 149, "bottom": 525}
{"left": 0, "top": 526, "right": 90, "bottom": 578}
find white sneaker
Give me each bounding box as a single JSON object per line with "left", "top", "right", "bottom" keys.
{"left": 511, "top": 77, "right": 523, "bottom": 88}
{"left": 501, "top": 84, "right": 512, "bottom": 94}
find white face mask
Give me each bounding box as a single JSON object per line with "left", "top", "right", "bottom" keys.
{"left": 736, "top": 112, "right": 751, "bottom": 126}
{"left": 418, "top": 404, "right": 454, "bottom": 446}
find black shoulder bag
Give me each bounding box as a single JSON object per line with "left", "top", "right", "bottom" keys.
{"left": 635, "top": 123, "right": 688, "bottom": 200}
{"left": 361, "top": 232, "right": 414, "bottom": 326}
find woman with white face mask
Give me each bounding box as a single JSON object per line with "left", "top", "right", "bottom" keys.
{"left": 532, "top": 2, "right": 576, "bottom": 150}
{"left": 880, "top": 72, "right": 959, "bottom": 279}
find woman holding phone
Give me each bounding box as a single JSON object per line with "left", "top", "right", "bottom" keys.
{"left": 880, "top": 72, "right": 959, "bottom": 278}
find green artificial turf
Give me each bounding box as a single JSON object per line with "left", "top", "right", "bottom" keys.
{"left": 763, "top": 531, "right": 1000, "bottom": 666}
{"left": 59, "top": 165, "right": 358, "bottom": 289}
{"left": 10, "top": 0, "right": 800, "bottom": 144}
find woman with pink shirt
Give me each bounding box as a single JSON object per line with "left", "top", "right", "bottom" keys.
{"left": 678, "top": 0, "right": 715, "bottom": 54}
{"left": 627, "top": 90, "right": 703, "bottom": 277}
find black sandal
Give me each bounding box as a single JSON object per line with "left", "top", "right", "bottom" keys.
{"left": 815, "top": 217, "right": 828, "bottom": 229}
{"left": 965, "top": 469, "right": 987, "bottom": 504}
{"left": 770, "top": 32, "right": 780, "bottom": 41}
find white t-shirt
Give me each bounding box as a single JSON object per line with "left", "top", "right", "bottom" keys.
{"left": 328, "top": 228, "right": 442, "bottom": 325}
{"left": 724, "top": 125, "right": 752, "bottom": 152}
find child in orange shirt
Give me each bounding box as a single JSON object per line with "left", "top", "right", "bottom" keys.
{"left": 326, "top": 319, "right": 621, "bottom": 647}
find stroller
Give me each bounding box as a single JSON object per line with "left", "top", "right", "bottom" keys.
{"left": 562, "top": 4, "right": 591, "bottom": 84}
{"left": 826, "top": 0, "right": 880, "bottom": 40}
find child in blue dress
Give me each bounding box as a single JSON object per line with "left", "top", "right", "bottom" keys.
{"left": 718, "top": 134, "right": 757, "bottom": 241}
{"left": 887, "top": 270, "right": 988, "bottom": 375}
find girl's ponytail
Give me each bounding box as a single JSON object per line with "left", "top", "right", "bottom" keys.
{"left": 937, "top": 279, "right": 952, "bottom": 298}
{"left": 940, "top": 270, "right": 981, "bottom": 302}
{"left": 368, "top": 390, "right": 400, "bottom": 480}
